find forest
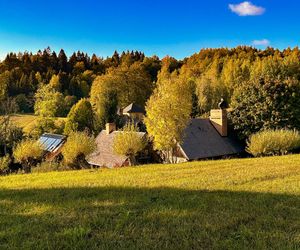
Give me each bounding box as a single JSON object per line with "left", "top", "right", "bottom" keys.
{"left": 1, "top": 46, "right": 300, "bottom": 170}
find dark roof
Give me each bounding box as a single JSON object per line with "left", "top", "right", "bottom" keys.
{"left": 87, "top": 130, "right": 146, "bottom": 168}
{"left": 39, "top": 133, "right": 66, "bottom": 153}
{"left": 179, "top": 119, "right": 243, "bottom": 160}
{"left": 123, "top": 103, "right": 145, "bottom": 114}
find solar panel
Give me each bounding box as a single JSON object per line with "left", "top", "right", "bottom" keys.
{"left": 39, "top": 134, "right": 66, "bottom": 152}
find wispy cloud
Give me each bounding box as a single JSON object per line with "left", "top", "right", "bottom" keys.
{"left": 229, "top": 2, "right": 265, "bottom": 16}
{"left": 252, "top": 39, "right": 270, "bottom": 46}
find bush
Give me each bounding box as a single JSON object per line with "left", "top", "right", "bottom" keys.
{"left": 0, "top": 155, "right": 11, "bottom": 173}
{"left": 246, "top": 129, "right": 300, "bottom": 157}
{"left": 13, "top": 139, "right": 44, "bottom": 173}
{"left": 32, "top": 161, "right": 61, "bottom": 173}
{"left": 61, "top": 131, "right": 96, "bottom": 169}
{"left": 113, "top": 123, "right": 147, "bottom": 166}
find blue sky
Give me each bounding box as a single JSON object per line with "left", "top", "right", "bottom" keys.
{"left": 0, "top": 0, "right": 299, "bottom": 59}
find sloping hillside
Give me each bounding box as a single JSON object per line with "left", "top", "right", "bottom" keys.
{"left": 10, "top": 114, "right": 66, "bottom": 134}
{"left": 0, "top": 155, "right": 299, "bottom": 249}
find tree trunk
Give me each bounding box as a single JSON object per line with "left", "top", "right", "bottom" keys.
{"left": 128, "top": 155, "right": 136, "bottom": 166}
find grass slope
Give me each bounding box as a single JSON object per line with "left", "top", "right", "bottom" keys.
{"left": 10, "top": 114, "right": 66, "bottom": 134}
{"left": 0, "top": 155, "right": 300, "bottom": 249}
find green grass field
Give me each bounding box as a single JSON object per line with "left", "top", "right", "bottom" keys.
{"left": 0, "top": 155, "right": 299, "bottom": 249}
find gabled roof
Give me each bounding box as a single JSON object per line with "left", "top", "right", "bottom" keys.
{"left": 179, "top": 119, "right": 243, "bottom": 160}
{"left": 123, "top": 103, "right": 145, "bottom": 114}
{"left": 87, "top": 130, "right": 146, "bottom": 168}
{"left": 39, "top": 133, "right": 66, "bottom": 153}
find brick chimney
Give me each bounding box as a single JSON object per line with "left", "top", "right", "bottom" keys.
{"left": 210, "top": 109, "right": 228, "bottom": 137}
{"left": 106, "top": 123, "right": 116, "bottom": 134}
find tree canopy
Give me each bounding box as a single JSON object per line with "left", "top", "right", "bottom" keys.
{"left": 145, "top": 68, "right": 193, "bottom": 162}
{"left": 64, "top": 98, "right": 94, "bottom": 134}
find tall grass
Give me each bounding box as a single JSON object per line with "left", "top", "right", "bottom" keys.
{"left": 247, "top": 129, "right": 300, "bottom": 157}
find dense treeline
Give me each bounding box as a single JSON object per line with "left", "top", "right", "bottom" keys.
{"left": 2, "top": 46, "right": 300, "bottom": 169}
{"left": 2, "top": 46, "right": 300, "bottom": 116}
{"left": 0, "top": 47, "right": 161, "bottom": 114}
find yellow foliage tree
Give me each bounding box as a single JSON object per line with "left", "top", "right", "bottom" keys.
{"left": 113, "top": 123, "right": 147, "bottom": 166}
{"left": 13, "top": 139, "right": 44, "bottom": 173}
{"left": 62, "top": 131, "right": 96, "bottom": 169}
{"left": 90, "top": 63, "right": 153, "bottom": 130}
{"left": 145, "top": 68, "right": 192, "bottom": 163}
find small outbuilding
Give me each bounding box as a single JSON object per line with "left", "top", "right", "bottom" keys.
{"left": 39, "top": 133, "right": 66, "bottom": 161}
{"left": 120, "top": 103, "right": 145, "bottom": 121}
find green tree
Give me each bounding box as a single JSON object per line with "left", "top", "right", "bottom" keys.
{"left": 34, "top": 83, "right": 65, "bottom": 117}
{"left": 230, "top": 78, "right": 300, "bottom": 140}
{"left": 27, "top": 117, "right": 61, "bottom": 139}
{"left": 0, "top": 72, "right": 9, "bottom": 100}
{"left": 64, "top": 99, "right": 94, "bottom": 134}
{"left": 0, "top": 98, "right": 22, "bottom": 155}
{"left": 113, "top": 123, "right": 147, "bottom": 166}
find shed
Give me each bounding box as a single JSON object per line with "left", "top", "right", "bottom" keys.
{"left": 39, "top": 133, "right": 66, "bottom": 161}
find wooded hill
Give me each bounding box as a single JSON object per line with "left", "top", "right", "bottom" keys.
{"left": 1, "top": 46, "right": 300, "bottom": 142}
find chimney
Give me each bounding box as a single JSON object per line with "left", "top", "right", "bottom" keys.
{"left": 106, "top": 123, "right": 116, "bottom": 135}
{"left": 210, "top": 109, "right": 228, "bottom": 137}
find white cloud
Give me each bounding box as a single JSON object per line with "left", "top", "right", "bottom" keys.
{"left": 229, "top": 2, "right": 265, "bottom": 16}
{"left": 252, "top": 39, "right": 270, "bottom": 46}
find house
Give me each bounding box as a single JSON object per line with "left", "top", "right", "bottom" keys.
{"left": 170, "top": 109, "right": 243, "bottom": 163}
{"left": 87, "top": 123, "right": 148, "bottom": 168}
{"left": 119, "top": 103, "right": 145, "bottom": 121}
{"left": 39, "top": 133, "right": 66, "bottom": 161}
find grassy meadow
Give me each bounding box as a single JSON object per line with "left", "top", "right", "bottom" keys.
{"left": 0, "top": 155, "right": 300, "bottom": 249}
{"left": 10, "top": 114, "right": 66, "bottom": 134}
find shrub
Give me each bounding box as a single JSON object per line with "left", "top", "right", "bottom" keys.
{"left": 113, "top": 123, "right": 147, "bottom": 166}
{"left": 32, "top": 161, "right": 61, "bottom": 173}
{"left": 13, "top": 139, "right": 44, "bottom": 173}
{"left": 246, "top": 129, "right": 300, "bottom": 157}
{"left": 0, "top": 155, "right": 11, "bottom": 173}
{"left": 61, "top": 131, "right": 96, "bottom": 169}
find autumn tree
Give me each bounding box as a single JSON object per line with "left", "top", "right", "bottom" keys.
{"left": 13, "top": 139, "right": 43, "bottom": 173}
{"left": 34, "top": 83, "right": 65, "bottom": 117}
{"left": 0, "top": 71, "right": 9, "bottom": 100}
{"left": 145, "top": 68, "right": 193, "bottom": 163}
{"left": 90, "top": 63, "right": 153, "bottom": 130}
{"left": 0, "top": 98, "right": 23, "bottom": 155}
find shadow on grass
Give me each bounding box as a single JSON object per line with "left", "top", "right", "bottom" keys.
{"left": 0, "top": 187, "right": 299, "bottom": 249}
